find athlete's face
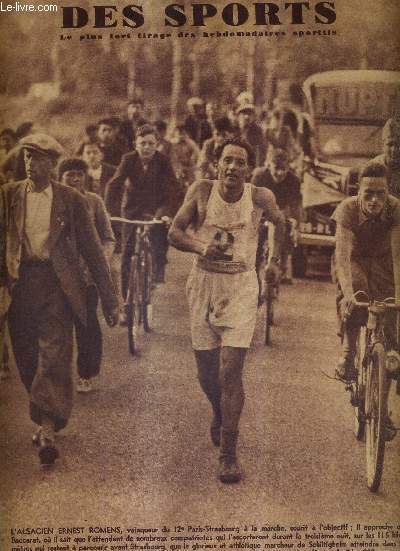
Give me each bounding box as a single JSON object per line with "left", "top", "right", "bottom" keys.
{"left": 217, "top": 144, "right": 249, "bottom": 192}
{"left": 359, "top": 177, "right": 388, "bottom": 217}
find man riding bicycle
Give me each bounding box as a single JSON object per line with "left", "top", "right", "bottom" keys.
{"left": 252, "top": 148, "right": 302, "bottom": 284}
{"left": 332, "top": 162, "right": 400, "bottom": 434}
{"left": 105, "top": 124, "right": 178, "bottom": 304}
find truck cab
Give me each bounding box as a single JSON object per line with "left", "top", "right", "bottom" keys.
{"left": 293, "top": 70, "right": 400, "bottom": 277}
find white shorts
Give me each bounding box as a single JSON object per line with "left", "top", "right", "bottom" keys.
{"left": 186, "top": 266, "right": 259, "bottom": 350}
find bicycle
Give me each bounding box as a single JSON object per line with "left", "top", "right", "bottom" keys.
{"left": 262, "top": 218, "right": 298, "bottom": 346}
{"left": 344, "top": 291, "right": 400, "bottom": 492}
{"left": 111, "top": 217, "right": 166, "bottom": 356}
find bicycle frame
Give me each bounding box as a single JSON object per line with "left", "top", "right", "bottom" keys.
{"left": 346, "top": 293, "right": 400, "bottom": 492}
{"left": 110, "top": 217, "right": 166, "bottom": 355}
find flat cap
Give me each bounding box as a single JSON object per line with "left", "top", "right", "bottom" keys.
{"left": 20, "top": 133, "right": 64, "bottom": 159}
{"left": 236, "top": 103, "right": 255, "bottom": 115}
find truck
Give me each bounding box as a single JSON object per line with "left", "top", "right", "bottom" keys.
{"left": 293, "top": 69, "right": 400, "bottom": 277}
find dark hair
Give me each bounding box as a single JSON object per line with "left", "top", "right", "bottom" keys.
{"left": 77, "top": 138, "right": 102, "bottom": 156}
{"left": 360, "top": 162, "right": 387, "bottom": 180}
{"left": 136, "top": 124, "right": 157, "bottom": 139}
{"left": 85, "top": 124, "right": 98, "bottom": 139}
{"left": 214, "top": 137, "right": 255, "bottom": 168}
{"left": 270, "top": 147, "right": 289, "bottom": 165}
{"left": 281, "top": 109, "right": 299, "bottom": 136}
{"left": 214, "top": 116, "right": 233, "bottom": 134}
{"left": 97, "top": 117, "right": 119, "bottom": 128}
{"left": 15, "top": 122, "right": 34, "bottom": 140}
{"left": 154, "top": 120, "right": 167, "bottom": 133}
{"left": 0, "top": 128, "right": 16, "bottom": 139}
{"left": 59, "top": 157, "right": 88, "bottom": 179}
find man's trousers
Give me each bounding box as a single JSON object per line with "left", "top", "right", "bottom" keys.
{"left": 8, "top": 262, "right": 73, "bottom": 431}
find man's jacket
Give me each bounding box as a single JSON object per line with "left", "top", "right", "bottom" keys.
{"left": 0, "top": 180, "right": 118, "bottom": 324}
{"left": 105, "top": 150, "right": 179, "bottom": 220}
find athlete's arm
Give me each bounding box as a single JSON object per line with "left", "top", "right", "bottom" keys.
{"left": 168, "top": 195, "right": 205, "bottom": 255}
{"left": 335, "top": 224, "right": 356, "bottom": 302}
{"left": 168, "top": 181, "right": 229, "bottom": 260}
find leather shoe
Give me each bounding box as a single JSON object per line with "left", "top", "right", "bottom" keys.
{"left": 336, "top": 356, "right": 357, "bottom": 382}
{"left": 39, "top": 438, "right": 59, "bottom": 466}
{"left": 219, "top": 456, "right": 241, "bottom": 483}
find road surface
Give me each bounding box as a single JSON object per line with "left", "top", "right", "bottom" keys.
{"left": 1, "top": 249, "right": 399, "bottom": 537}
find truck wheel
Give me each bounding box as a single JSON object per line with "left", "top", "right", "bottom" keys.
{"left": 293, "top": 245, "right": 307, "bottom": 278}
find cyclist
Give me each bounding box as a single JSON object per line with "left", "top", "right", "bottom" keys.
{"left": 252, "top": 148, "right": 302, "bottom": 284}
{"left": 168, "top": 137, "right": 285, "bottom": 483}
{"left": 105, "top": 124, "right": 178, "bottom": 301}
{"left": 332, "top": 162, "right": 400, "bottom": 436}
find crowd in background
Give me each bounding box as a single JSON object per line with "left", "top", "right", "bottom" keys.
{"left": 0, "top": 90, "right": 313, "bottom": 395}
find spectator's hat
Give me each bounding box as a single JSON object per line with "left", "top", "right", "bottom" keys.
{"left": 20, "top": 133, "right": 64, "bottom": 159}
{"left": 236, "top": 103, "right": 255, "bottom": 115}
{"left": 382, "top": 117, "right": 400, "bottom": 142}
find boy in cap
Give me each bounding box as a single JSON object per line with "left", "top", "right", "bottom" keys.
{"left": 1, "top": 133, "right": 118, "bottom": 465}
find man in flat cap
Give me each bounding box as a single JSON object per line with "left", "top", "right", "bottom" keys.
{"left": 0, "top": 133, "right": 119, "bottom": 466}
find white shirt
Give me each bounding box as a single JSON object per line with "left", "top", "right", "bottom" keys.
{"left": 23, "top": 182, "right": 53, "bottom": 260}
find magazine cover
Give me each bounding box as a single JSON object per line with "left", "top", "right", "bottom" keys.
{"left": 1, "top": 0, "right": 400, "bottom": 549}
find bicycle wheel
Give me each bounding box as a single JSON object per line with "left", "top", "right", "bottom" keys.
{"left": 365, "top": 342, "right": 386, "bottom": 492}
{"left": 265, "top": 282, "right": 274, "bottom": 346}
{"left": 127, "top": 257, "right": 142, "bottom": 356}
{"left": 354, "top": 327, "right": 367, "bottom": 441}
{"left": 141, "top": 247, "right": 153, "bottom": 333}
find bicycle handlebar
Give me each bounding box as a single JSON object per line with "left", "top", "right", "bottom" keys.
{"left": 352, "top": 296, "right": 400, "bottom": 310}
{"left": 110, "top": 216, "right": 168, "bottom": 226}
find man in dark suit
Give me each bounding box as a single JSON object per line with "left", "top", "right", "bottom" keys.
{"left": 1, "top": 133, "right": 119, "bottom": 466}
{"left": 77, "top": 139, "right": 116, "bottom": 199}
{"left": 105, "top": 124, "right": 178, "bottom": 298}
{"left": 96, "top": 118, "right": 128, "bottom": 167}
